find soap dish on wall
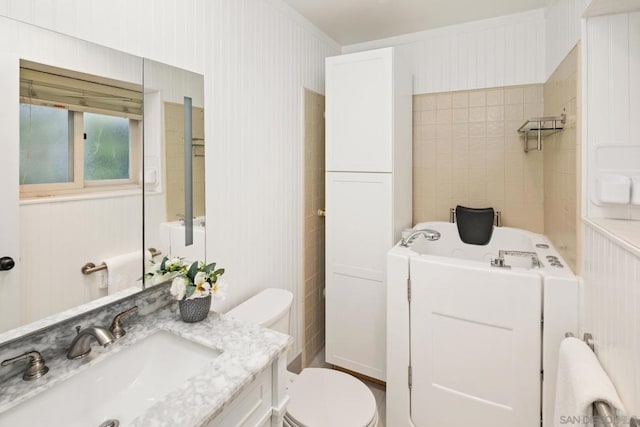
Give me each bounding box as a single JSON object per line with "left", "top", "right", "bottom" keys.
{"left": 596, "top": 174, "right": 631, "bottom": 204}
{"left": 631, "top": 176, "right": 640, "bottom": 205}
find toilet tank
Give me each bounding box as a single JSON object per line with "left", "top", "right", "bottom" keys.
{"left": 226, "top": 288, "right": 293, "bottom": 335}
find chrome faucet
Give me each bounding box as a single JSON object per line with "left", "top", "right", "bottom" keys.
{"left": 1, "top": 350, "right": 49, "bottom": 381}
{"left": 400, "top": 229, "right": 441, "bottom": 247}
{"left": 67, "top": 326, "right": 115, "bottom": 360}
{"left": 109, "top": 306, "right": 138, "bottom": 339}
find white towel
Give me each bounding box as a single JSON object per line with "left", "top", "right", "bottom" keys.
{"left": 554, "top": 337, "right": 625, "bottom": 427}
{"left": 103, "top": 251, "right": 144, "bottom": 295}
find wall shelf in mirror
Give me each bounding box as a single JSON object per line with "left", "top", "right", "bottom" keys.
{"left": 192, "top": 138, "right": 205, "bottom": 157}
{"left": 518, "top": 110, "right": 566, "bottom": 152}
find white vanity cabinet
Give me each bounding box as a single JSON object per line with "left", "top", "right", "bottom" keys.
{"left": 206, "top": 352, "right": 288, "bottom": 427}
{"left": 325, "top": 47, "right": 412, "bottom": 382}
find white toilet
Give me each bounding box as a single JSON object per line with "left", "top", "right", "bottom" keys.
{"left": 226, "top": 288, "right": 379, "bottom": 427}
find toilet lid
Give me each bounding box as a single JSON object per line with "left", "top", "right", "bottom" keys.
{"left": 225, "top": 288, "right": 293, "bottom": 327}
{"left": 286, "top": 368, "right": 377, "bottom": 427}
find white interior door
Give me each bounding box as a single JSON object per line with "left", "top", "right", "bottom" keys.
{"left": 409, "top": 257, "right": 541, "bottom": 427}
{"left": 0, "top": 51, "right": 22, "bottom": 332}
{"left": 325, "top": 172, "right": 392, "bottom": 381}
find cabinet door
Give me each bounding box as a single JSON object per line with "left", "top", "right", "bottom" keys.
{"left": 0, "top": 52, "right": 21, "bottom": 332}
{"left": 325, "top": 172, "right": 392, "bottom": 381}
{"left": 325, "top": 49, "right": 393, "bottom": 173}
{"left": 207, "top": 368, "right": 273, "bottom": 427}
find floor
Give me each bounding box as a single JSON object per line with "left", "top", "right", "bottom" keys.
{"left": 308, "top": 347, "right": 387, "bottom": 427}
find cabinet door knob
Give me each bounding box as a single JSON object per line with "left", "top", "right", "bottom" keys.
{"left": 318, "top": 209, "right": 326, "bottom": 217}
{"left": 0, "top": 257, "right": 15, "bottom": 271}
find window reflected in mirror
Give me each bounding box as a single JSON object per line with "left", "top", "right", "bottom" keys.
{"left": 19, "top": 61, "right": 142, "bottom": 199}
{"left": 19, "top": 104, "right": 72, "bottom": 185}
{"left": 84, "top": 113, "right": 131, "bottom": 181}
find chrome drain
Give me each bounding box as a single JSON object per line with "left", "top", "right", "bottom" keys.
{"left": 99, "top": 420, "right": 120, "bottom": 427}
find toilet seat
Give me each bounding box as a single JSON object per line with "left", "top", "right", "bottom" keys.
{"left": 283, "top": 368, "right": 378, "bottom": 427}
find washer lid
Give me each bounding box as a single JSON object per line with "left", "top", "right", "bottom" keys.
{"left": 225, "top": 288, "right": 293, "bottom": 327}
{"left": 286, "top": 368, "right": 377, "bottom": 427}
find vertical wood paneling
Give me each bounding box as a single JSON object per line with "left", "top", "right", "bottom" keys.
{"left": 0, "top": 0, "right": 340, "bottom": 358}
{"left": 545, "top": 0, "right": 587, "bottom": 78}
{"left": 610, "top": 14, "right": 629, "bottom": 145}
{"left": 631, "top": 13, "right": 640, "bottom": 146}
{"left": 582, "top": 221, "right": 640, "bottom": 415}
{"left": 343, "top": 9, "right": 546, "bottom": 95}
{"left": 585, "top": 12, "right": 640, "bottom": 219}
{"left": 205, "top": 0, "right": 340, "bottom": 360}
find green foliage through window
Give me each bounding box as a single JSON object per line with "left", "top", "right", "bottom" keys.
{"left": 19, "top": 104, "right": 72, "bottom": 185}
{"left": 84, "top": 113, "right": 130, "bottom": 181}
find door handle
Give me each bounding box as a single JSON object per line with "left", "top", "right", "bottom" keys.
{"left": 0, "top": 257, "right": 15, "bottom": 271}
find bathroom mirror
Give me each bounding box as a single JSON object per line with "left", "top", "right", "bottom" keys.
{"left": 0, "top": 16, "right": 147, "bottom": 338}
{"left": 142, "top": 59, "right": 206, "bottom": 272}
{"left": 0, "top": 16, "right": 206, "bottom": 341}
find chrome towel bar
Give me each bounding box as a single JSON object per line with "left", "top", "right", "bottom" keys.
{"left": 81, "top": 248, "right": 162, "bottom": 275}
{"left": 564, "top": 332, "right": 639, "bottom": 427}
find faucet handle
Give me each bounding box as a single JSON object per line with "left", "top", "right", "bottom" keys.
{"left": 110, "top": 305, "right": 139, "bottom": 339}
{"left": 1, "top": 350, "right": 49, "bottom": 381}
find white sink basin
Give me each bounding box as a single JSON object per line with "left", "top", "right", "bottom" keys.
{"left": 0, "top": 330, "right": 221, "bottom": 426}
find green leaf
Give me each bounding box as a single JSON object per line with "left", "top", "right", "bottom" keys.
{"left": 213, "top": 268, "right": 225, "bottom": 276}
{"left": 160, "top": 256, "right": 169, "bottom": 272}
{"left": 204, "top": 262, "right": 216, "bottom": 274}
{"left": 187, "top": 261, "right": 199, "bottom": 281}
{"left": 184, "top": 285, "right": 196, "bottom": 299}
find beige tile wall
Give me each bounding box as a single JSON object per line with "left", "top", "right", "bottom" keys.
{"left": 543, "top": 45, "right": 580, "bottom": 272}
{"left": 413, "top": 85, "right": 545, "bottom": 232}
{"left": 303, "top": 89, "right": 325, "bottom": 367}
{"left": 164, "top": 102, "right": 205, "bottom": 221}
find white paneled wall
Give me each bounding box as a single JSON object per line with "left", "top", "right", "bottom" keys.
{"left": 584, "top": 12, "right": 640, "bottom": 219}
{"left": 343, "top": 9, "right": 546, "bottom": 94}
{"left": 545, "top": 0, "right": 587, "bottom": 78}
{"left": 582, "top": 220, "right": 640, "bottom": 415}
{"left": 205, "top": 1, "right": 339, "bottom": 361}
{"left": 0, "top": 16, "right": 143, "bottom": 85}
{"left": 0, "top": 0, "right": 204, "bottom": 74}
{"left": 581, "top": 10, "right": 640, "bottom": 419}
{"left": 0, "top": 0, "right": 340, "bottom": 358}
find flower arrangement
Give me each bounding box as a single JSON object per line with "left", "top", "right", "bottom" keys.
{"left": 146, "top": 256, "right": 226, "bottom": 301}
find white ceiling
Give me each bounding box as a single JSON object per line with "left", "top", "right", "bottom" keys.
{"left": 282, "top": 0, "right": 545, "bottom": 45}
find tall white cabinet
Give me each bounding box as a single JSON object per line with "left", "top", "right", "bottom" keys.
{"left": 325, "top": 47, "right": 412, "bottom": 382}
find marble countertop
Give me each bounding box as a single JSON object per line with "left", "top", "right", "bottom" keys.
{"left": 0, "top": 304, "right": 292, "bottom": 426}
